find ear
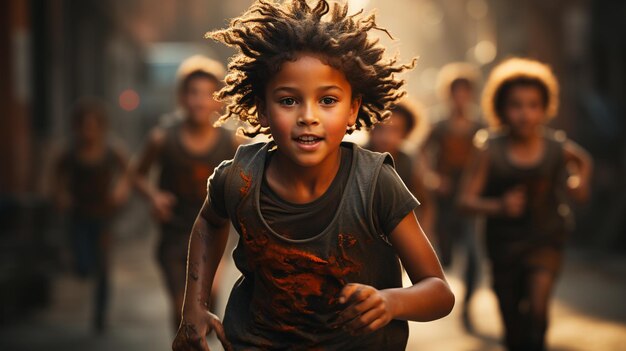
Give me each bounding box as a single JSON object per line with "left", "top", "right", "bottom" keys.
{"left": 256, "top": 97, "right": 270, "bottom": 128}
{"left": 348, "top": 95, "right": 362, "bottom": 127}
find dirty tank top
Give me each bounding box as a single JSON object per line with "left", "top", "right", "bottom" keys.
{"left": 481, "top": 128, "right": 570, "bottom": 261}
{"left": 62, "top": 145, "right": 124, "bottom": 220}
{"left": 216, "top": 142, "right": 415, "bottom": 350}
{"left": 158, "top": 123, "right": 235, "bottom": 236}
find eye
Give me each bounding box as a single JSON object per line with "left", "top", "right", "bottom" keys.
{"left": 320, "top": 97, "right": 337, "bottom": 105}
{"left": 279, "top": 97, "right": 297, "bottom": 106}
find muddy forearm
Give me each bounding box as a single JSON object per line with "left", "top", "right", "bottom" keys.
{"left": 182, "top": 215, "right": 230, "bottom": 315}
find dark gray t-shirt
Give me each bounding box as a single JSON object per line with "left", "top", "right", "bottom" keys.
{"left": 251, "top": 144, "right": 417, "bottom": 240}
{"left": 207, "top": 142, "right": 418, "bottom": 350}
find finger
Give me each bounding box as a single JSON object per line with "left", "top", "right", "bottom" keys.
{"left": 175, "top": 323, "right": 210, "bottom": 351}
{"left": 345, "top": 304, "right": 385, "bottom": 332}
{"left": 210, "top": 318, "right": 233, "bottom": 351}
{"left": 338, "top": 292, "right": 380, "bottom": 324}
{"left": 338, "top": 284, "right": 360, "bottom": 304}
{"left": 341, "top": 284, "right": 371, "bottom": 306}
{"left": 353, "top": 315, "right": 389, "bottom": 335}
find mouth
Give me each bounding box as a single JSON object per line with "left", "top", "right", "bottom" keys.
{"left": 293, "top": 134, "right": 324, "bottom": 145}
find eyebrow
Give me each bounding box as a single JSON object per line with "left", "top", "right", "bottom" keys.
{"left": 272, "top": 85, "right": 344, "bottom": 94}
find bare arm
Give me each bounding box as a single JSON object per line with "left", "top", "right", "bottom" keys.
{"left": 132, "top": 128, "right": 177, "bottom": 221}
{"left": 418, "top": 129, "right": 444, "bottom": 192}
{"left": 410, "top": 160, "right": 436, "bottom": 242}
{"left": 458, "top": 147, "right": 500, "bottom": 215}
{"left": 563, "top": 140, "right": 593, "bottom": 203}
{"left": 133, "top": 128, "right": 165, "bottom": 199}
{"left": 110, "top": 146, "right": 132, "bottom": 208}
{"left": 336, "top": 212, "right": 454, "bottom": 334}
{"left": 458, "top": 146, "right": 526, "bottom": 218}
{"left": 382, "top": 213, "right": 454, "bottom": 321}
{"left": 172, "top": 198, "right": 232, "bottom": 351}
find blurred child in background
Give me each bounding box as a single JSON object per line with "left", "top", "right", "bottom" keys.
{"left": 134, "top": 55, "right": 237, "bottom": 330}
{"left": 459, "top": 58, "right": 592, "bottom": 351}
{"left": 53, "top": 98, "right": 131, "bottom": 332}
{"left": 421, "top": 63, "right": 483, "bottom": 330}
{"left": 367, "top": 99, "right": 435, "bottom": 237}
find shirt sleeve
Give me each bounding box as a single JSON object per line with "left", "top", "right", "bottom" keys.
{"left": 207, "top": 159, "right": 233, "bottom": 219}
{"left": 373, "top": 163, "right": 420, "bottom": 238}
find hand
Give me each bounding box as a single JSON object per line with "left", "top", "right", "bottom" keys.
{"left": 501, "top": 186, "right": 526, "bottom": 218}
{"left": 172, "top": 309, "right": 232, "bottom": 351}
{"left": 435, "top": 175, "right": 452, "bottom": 196}
{"left": 423, "top": 172, "right": 451, "bottom": 196}
{"left": 110, "top": 178, "right": 131, "bottom": 209}
{"left": 151, "top": 191, "right": 176, "bottom": 222}
{"left": 334, "top": 284, "right": 394, "bottom": 336}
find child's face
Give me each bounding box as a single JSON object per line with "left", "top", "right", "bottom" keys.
{"left": 182, "top": 77, "right": 221, "bottom": 126}
{"left": 368, "top": 113, "right": 407, "bottom": 153}
{"left": 75, "top": 113, "right": 105, "bottom": 144}
{"left": 260, "top": 54, "right": 360, "bottom": 167}
{"left": 450, "top": 83, "right": 473, "bottom": 109}
{"left": 503, "top": 85, "right": 546, "bottom": 138}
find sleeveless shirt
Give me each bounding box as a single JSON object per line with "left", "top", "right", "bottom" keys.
{"left": 60, "top": 145, "right": 124, "bottom": 220}
{"left": 481, "top": 128, "right": 569, "bottom": 263}
{"left": 209, "top": 142, "right": 416, "bottom": 350}
{"left": 158, "top": 123, "right": 235, "bottom": 236}
{"left": 430, "top": 118, "right": 483, "bottom": 178}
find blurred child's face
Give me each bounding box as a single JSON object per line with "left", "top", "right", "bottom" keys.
{"left": 450, "top": 83, "right": 473, "bottom": 109}
{"left": 502, "top": 85, "right": 546, "bottom": 138}
{"left": 260, "top": 54, "right": 360, "bottom": 167}
{"left": 182, "top": 77, "right": 221, "bottom": 126}
{"left": 75, "top": 113, "right": 104, "bottom": 144}
{"left": 368, "top": 113, "right": 407, "bottom": 154}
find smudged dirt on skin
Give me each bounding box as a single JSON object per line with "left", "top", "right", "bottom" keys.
{"left": 189, "top": 261, "right": 199, "bottom": 281}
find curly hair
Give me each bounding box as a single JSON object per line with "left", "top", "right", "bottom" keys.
{"left": 205, "top": 0, "right": 415, "bottom": 137}
{"left": 435, "top": 62, "right": 480, "bottom": 102}
{"left": 176, "top": 55, "right": 225, "bottom": 94}
{"left": 71, "top": 97, "right": 108, "bottom": 129}
{"left": 481, "top": 57, "right": 559, "bottom": 127}
{"left": 387, "top": 97, "right": 423, "bottom": 137}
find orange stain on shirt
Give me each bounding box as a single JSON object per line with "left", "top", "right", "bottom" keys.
{"left": 240, "top": 170, "right": 252, "bottom": 197}
{"left": 234, "top": 168, "right": 363, "bottom": 334}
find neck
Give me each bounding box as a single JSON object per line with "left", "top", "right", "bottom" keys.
{"left": 183, "top": 118, "right": 214, "bottom": 136}
{"left": 270, "top": 147, "right": 342, "bottom": 200}
{"left": 78, "top": 138, "right": 104, "bottom": 150}
{"left": 509, "top": 127, "right": 542, "bottom": 145}
{"left": 451, "top": 105, "right": 468, "bottom": 119}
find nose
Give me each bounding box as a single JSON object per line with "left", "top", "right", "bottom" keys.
{"left": 297, "top": 103, "right": 319, "bottom": 126}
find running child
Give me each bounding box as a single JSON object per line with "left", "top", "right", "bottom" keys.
{"left": 366, "top": 99, "right": 435, "bottom": 237}
{"left": 459, "top": 58, "right": 592, "bottom": 351}
{"left": 420, "top": 62, "right": 483, "bottom": 330}
{"left": 134, "top": 55, "right": 237, "bottom": 330}
{"left": 172, "top": 1, "right": 454, "bottom": 350}
{"left": 53, "top": 98, "right": 131, "bottom": 332}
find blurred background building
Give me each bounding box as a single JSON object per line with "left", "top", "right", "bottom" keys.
{"left": 1, "top": 0, "right": 624, "bottom": 350}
